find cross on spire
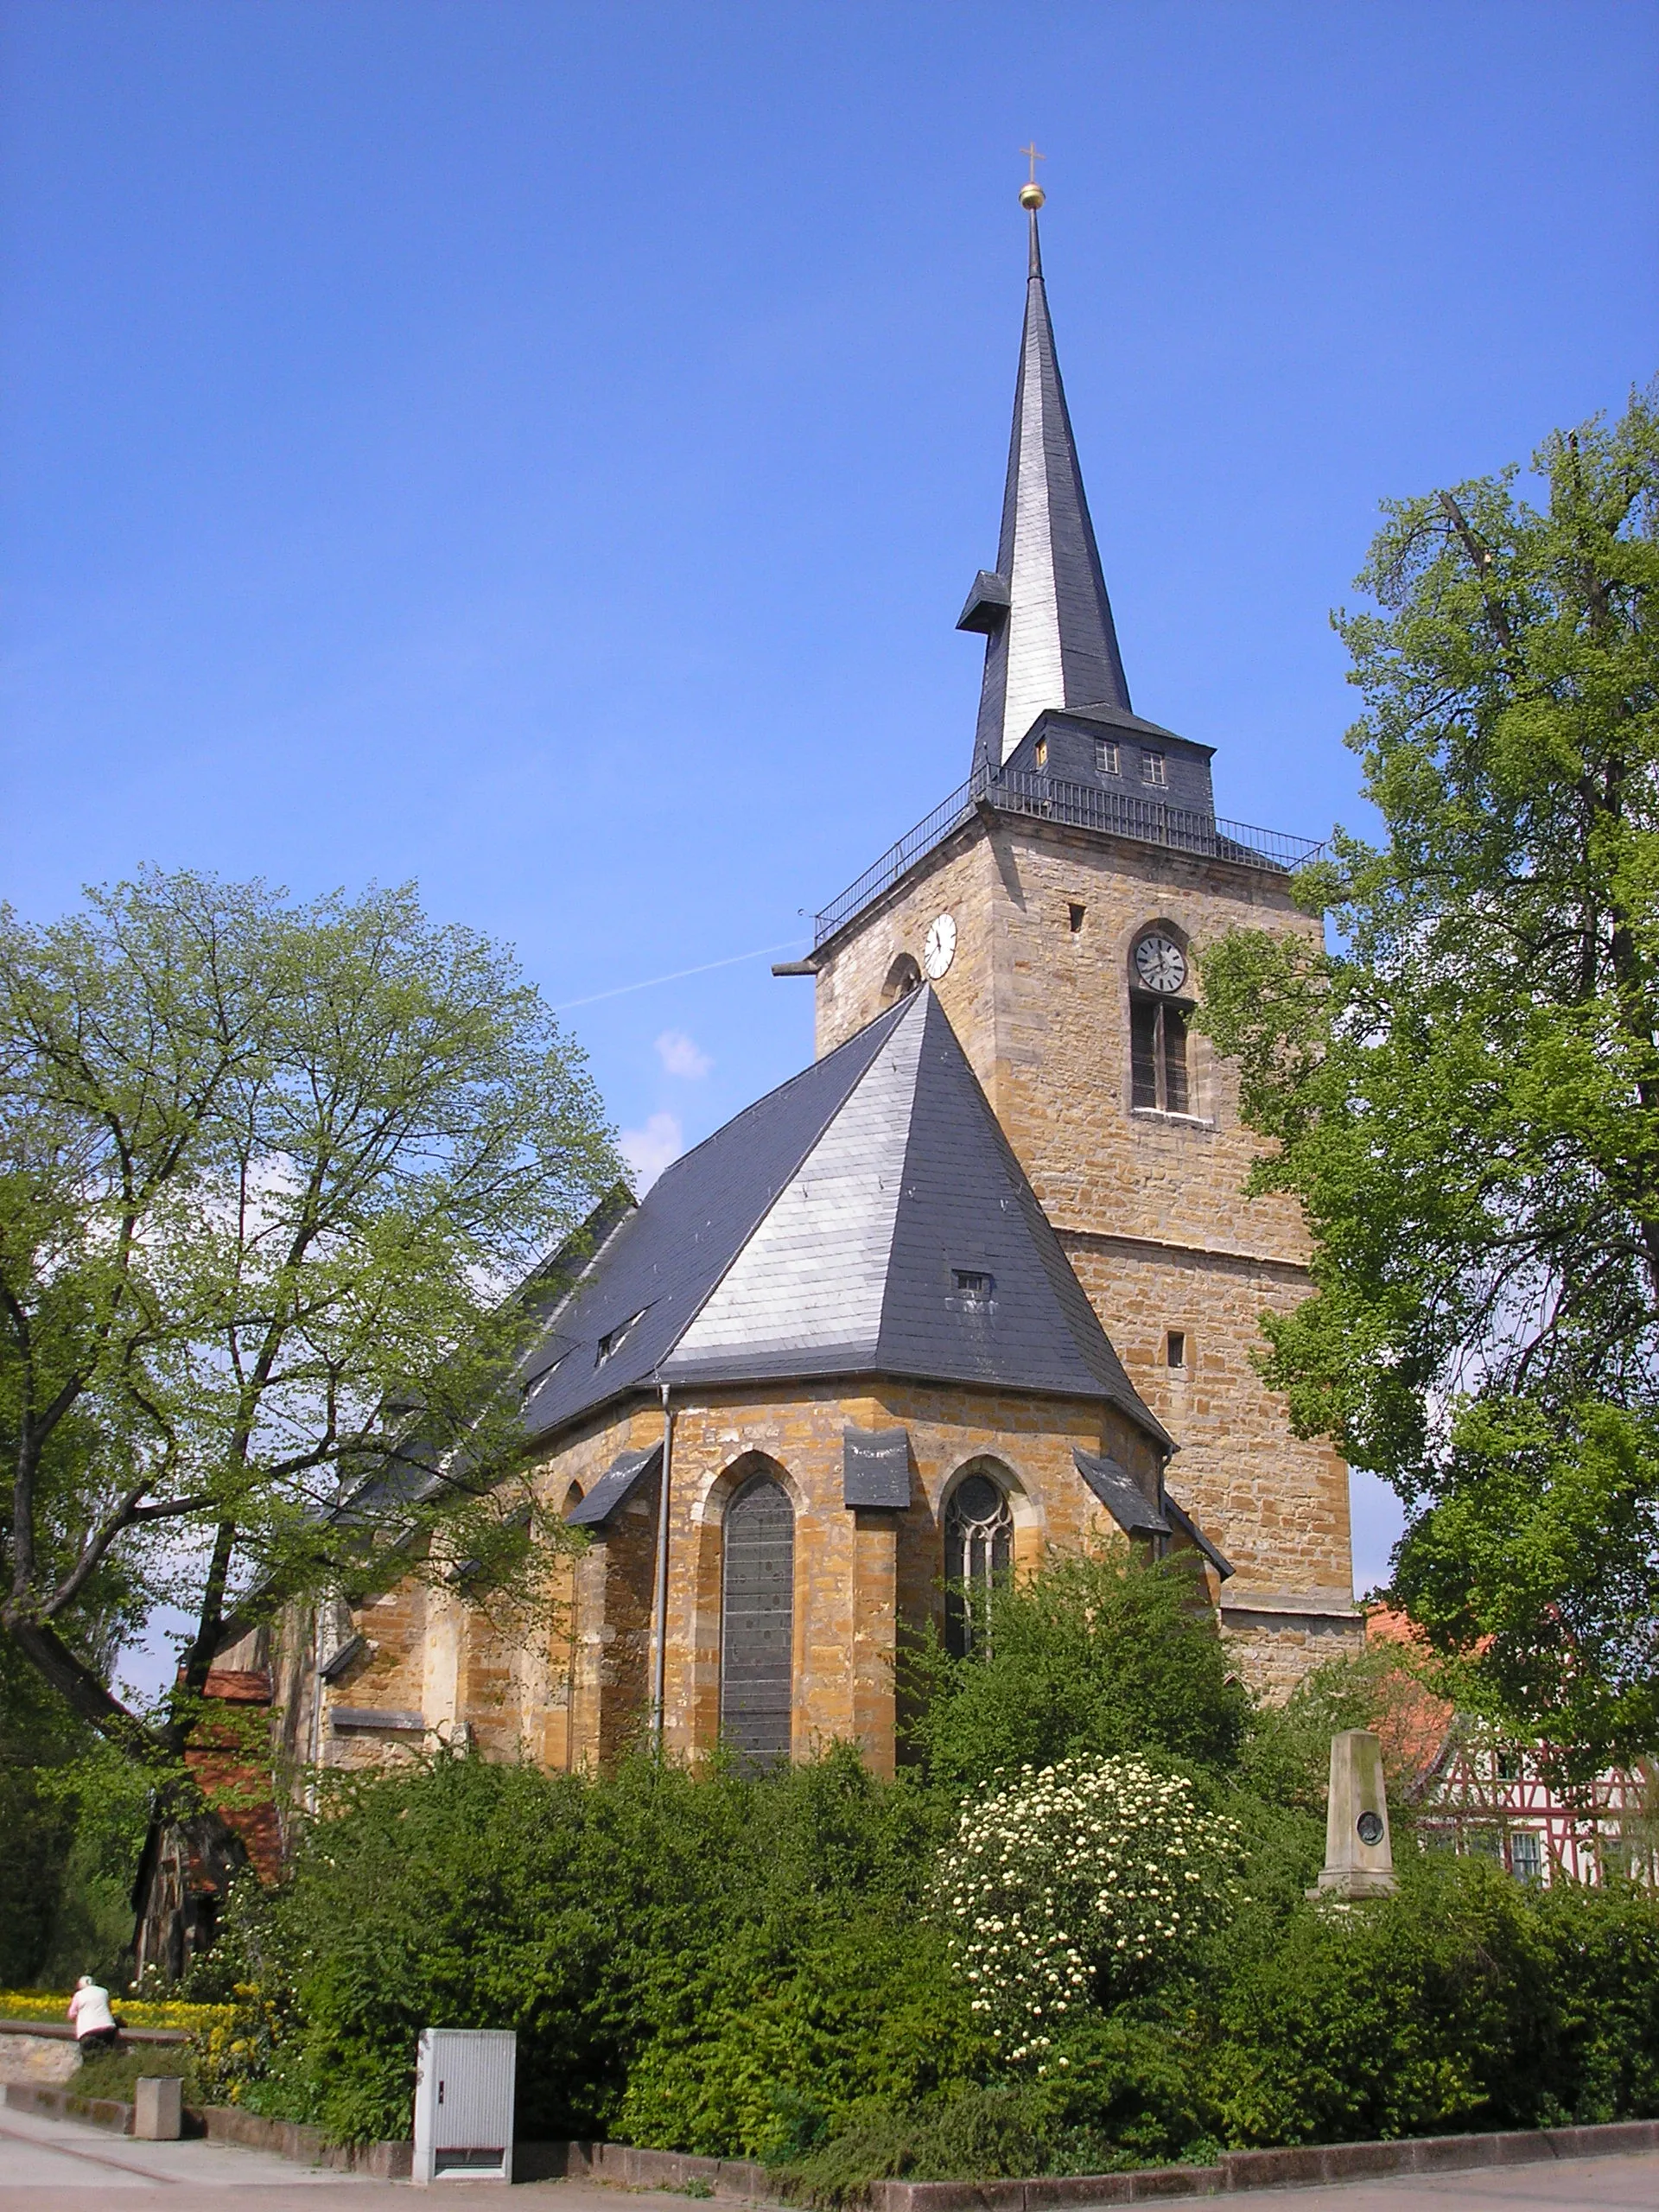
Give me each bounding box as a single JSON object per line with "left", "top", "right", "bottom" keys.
{"left": 1020, "top": 141, "right": 1046, "bottom": 185}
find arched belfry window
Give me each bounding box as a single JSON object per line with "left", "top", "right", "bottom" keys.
{"left": 721, "top": 1472, "right": 795, "bottom": 1764}
{"left": 1128, "top": 928, "right": 1191, "bottom": 1115}
{"left": 944, "top": 1469, "right": 1014, "bottom": 1658}
{"left": 882, "top": 953, "right": 923, "bottom": 1007}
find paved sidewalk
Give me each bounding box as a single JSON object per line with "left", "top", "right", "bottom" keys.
{"left": 0, "top": 2105, "right": 1656, "bottom": 2210}
{"left": 1262, "top": 2151, "right": 1659, "bottom": 2208}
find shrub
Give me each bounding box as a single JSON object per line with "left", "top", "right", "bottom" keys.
{"left": 779, "top": 2085, "right": 1057, "bottom": 2200}
{"left": 136, "top": 1634, "right": 1659, "bottom": 2168}
{"left": 242, "top": 1743, "right": 952, "bottom": 2146}
{"left": 903, "top": 1546, "right": 1250, "bottom": 1794}
{"left": 1506, "top": 1875, "right": 1659, "bottom": 2124}
{"left": 1208, "top": 1850, "right": 1659, "bottom": 2145}
{"left": 615, "top": 1916, "right": 987, "bottom": 2158}
{"left": 935, "top": 1757, "right": 1242, "bottom": 2068}
{"left": 777, "top": 2018, "right": 1226, "bottom": 2200}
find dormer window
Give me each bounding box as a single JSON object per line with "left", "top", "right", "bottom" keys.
{"left": 1095, "top": 740, "right": 1120, "bottom": 777}
{"left": 1033, "top": 738, "right": 1048, "bottom": 769}
{"left": 1141, "top": 751, "right": 1167, "bottom": 787}
{"left": 521, "top": 1351, "right": 569, "bottom": 1402}
{"left": 595, "top": 1311, "right": 645, "bottom": 1366}
{"left": 952, "top": 1268, "right": 995, "bottom": 1312}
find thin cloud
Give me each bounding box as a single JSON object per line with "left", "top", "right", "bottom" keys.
{"left": 656, "top": 1029, "right": 713, "bottom": 1080}
{"left": 620, "top": 1110, "right": 683, "bottom": 1194}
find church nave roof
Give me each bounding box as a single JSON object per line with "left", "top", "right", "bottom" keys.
{"left": 516, "top": 986, "right": 1166, "bottom": 1449}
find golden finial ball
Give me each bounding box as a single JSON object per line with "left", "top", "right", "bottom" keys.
{"left": 1020, "top": 182, "right": 1046, "bottom": 210}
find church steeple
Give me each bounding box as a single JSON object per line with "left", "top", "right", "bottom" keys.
{"left": 957, "top": 178, "right": 1132, "bottom": 771}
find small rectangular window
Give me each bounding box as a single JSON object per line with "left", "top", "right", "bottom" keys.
{"left": 1141, "top": 751, "right": 1167, "bottom": 787}
{"left": 1033, "top": 737, "right": 1048, "bottom": 769}
{"left": 1510, "top": 1829, "right": 1544, "bottom": 1884}
{"left": 1068, "top": 903, "right": 1085, "bottom": 933}
{"left": 952, "top": 1268, "right": 995, "bottom": 1309}
{"left": 1095, "top": 739, "right": 1120, "bottom": 777}
{"left": 1166, "top": 1331, "right": 1186, "bottom": 1369}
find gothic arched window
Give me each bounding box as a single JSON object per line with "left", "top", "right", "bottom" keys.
{"left": 1128, "top": 928, "right": 1191, "bottom": 1115}
{"left": 721, "top": 1472, "right": 795, "bottom": 1764}
{"left": 944, "top": 1469, "right": 1014, "bottom": 1658}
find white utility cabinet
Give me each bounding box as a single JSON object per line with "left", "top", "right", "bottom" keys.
{"left": 412, "top": 2027, "right": 517, "bottom": 2185}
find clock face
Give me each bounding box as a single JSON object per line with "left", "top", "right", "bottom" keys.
{"left": 923, "top": 912, "right": 957, "bottom": 980}
{"left": 1134, "top": 932, "right": 1187, "bottom": 995}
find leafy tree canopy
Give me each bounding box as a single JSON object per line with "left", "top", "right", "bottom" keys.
{"left": 1200, "top": 387, "right": 1659, "bottom": 1774}
{"left": 1, "top": 869, "right": 620, "bottom": 1764}
{"left": 901, "top": 1541, "right": 1252, "bottom": 1792}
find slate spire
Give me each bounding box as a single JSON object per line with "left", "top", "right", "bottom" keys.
{"left": 958, "top": 188, "right": 1132, "bottom": 771}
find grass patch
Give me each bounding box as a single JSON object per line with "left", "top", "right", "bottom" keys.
{"left": 71, "top": 2044, "right": 200, "bottom": 2106}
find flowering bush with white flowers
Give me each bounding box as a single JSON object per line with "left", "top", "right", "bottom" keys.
{"left": 935, "top": 1756, "right": 1243, "bottom": 2070}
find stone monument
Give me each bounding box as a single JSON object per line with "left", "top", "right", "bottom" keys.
{"left": 1309, "top": 1727, "right": 1397, "bottom": 1899}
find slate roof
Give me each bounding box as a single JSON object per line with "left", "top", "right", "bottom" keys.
{"left": 515, "top": 987, "right": 1167, "bottom": 1451}
{"left": 967, "top": 205, "right": 1134, "bottom": 775}
{"left": 1074, "top": 1447, "right": 1169, "bottom": 1538}
{"left": 566, "top": 1444, "right": 663, "bottom": 1529}
{"left": 842, "top": 1427, "right": 912, "bottom": 1510}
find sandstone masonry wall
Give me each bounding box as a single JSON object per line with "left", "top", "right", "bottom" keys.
{"left": 814, "top": 812, "right": 1358, "bottom": 1691}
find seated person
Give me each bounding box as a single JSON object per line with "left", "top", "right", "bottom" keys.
{"left": 67, "top": 1976, "right": 118, "bottom": 2054}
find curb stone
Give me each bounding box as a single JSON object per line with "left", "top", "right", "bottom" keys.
{"left": 8, "top": 2089, "right": 1656, "bottom": 2200}
{"left": 540, "top": 2120, "right": 1659, "bottom": 2205}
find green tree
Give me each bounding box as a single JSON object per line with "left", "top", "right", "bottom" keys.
{"left": 901, "top": 1541, "right": 1250, "bottom": 1793}
{"left": 1, "top": 869, "right": 620, "bottom": 1764}
{"left": 1200, "top": 387, "right": 1659, "bottom": 1772}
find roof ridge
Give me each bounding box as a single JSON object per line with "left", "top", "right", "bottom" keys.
{"left": 658, "top": 988, "right": 930, "bottom": 1376}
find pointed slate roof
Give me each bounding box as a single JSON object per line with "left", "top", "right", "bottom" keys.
{"left": 518, "top": 988, "right": 1166, "bottom": 1449}
{"left": 963, "top": 201, "right": 1132, "bottom": 773}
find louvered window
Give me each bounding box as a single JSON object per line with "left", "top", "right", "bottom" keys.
{"left": 1130, "top": 999, "right": 1189, "bottom": 1114}
{"left": 721, "top": 1474, "right": 794, "bottom": 1764}
{"left": 944, "top": 1471, "right": 1014, "bottom": 1658}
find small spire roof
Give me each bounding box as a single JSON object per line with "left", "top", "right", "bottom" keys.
{"left": 961, "top": 188, "right": 1132, "bottom": 771}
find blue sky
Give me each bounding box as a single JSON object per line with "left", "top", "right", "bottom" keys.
{"left": 4, "top": 1, "right": 1656, "bottom": 1618}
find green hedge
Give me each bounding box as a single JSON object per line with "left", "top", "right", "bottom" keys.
{"left": 196, "top": 1748, "right": 1659, "bottom": 2171}
{"left": 178, "top": 1554, "right": 1659, "bottom": 2176}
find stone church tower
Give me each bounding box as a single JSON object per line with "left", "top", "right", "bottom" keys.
{"left": 201, "top": 191, "right": 1357, "bottom": 1826}
{"left": 802, "top": 188, "right": 1357, "bottom": 1688}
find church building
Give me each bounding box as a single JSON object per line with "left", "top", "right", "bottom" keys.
{"left": 245, "top": 187, "right": 1359, "bottom": 1796}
